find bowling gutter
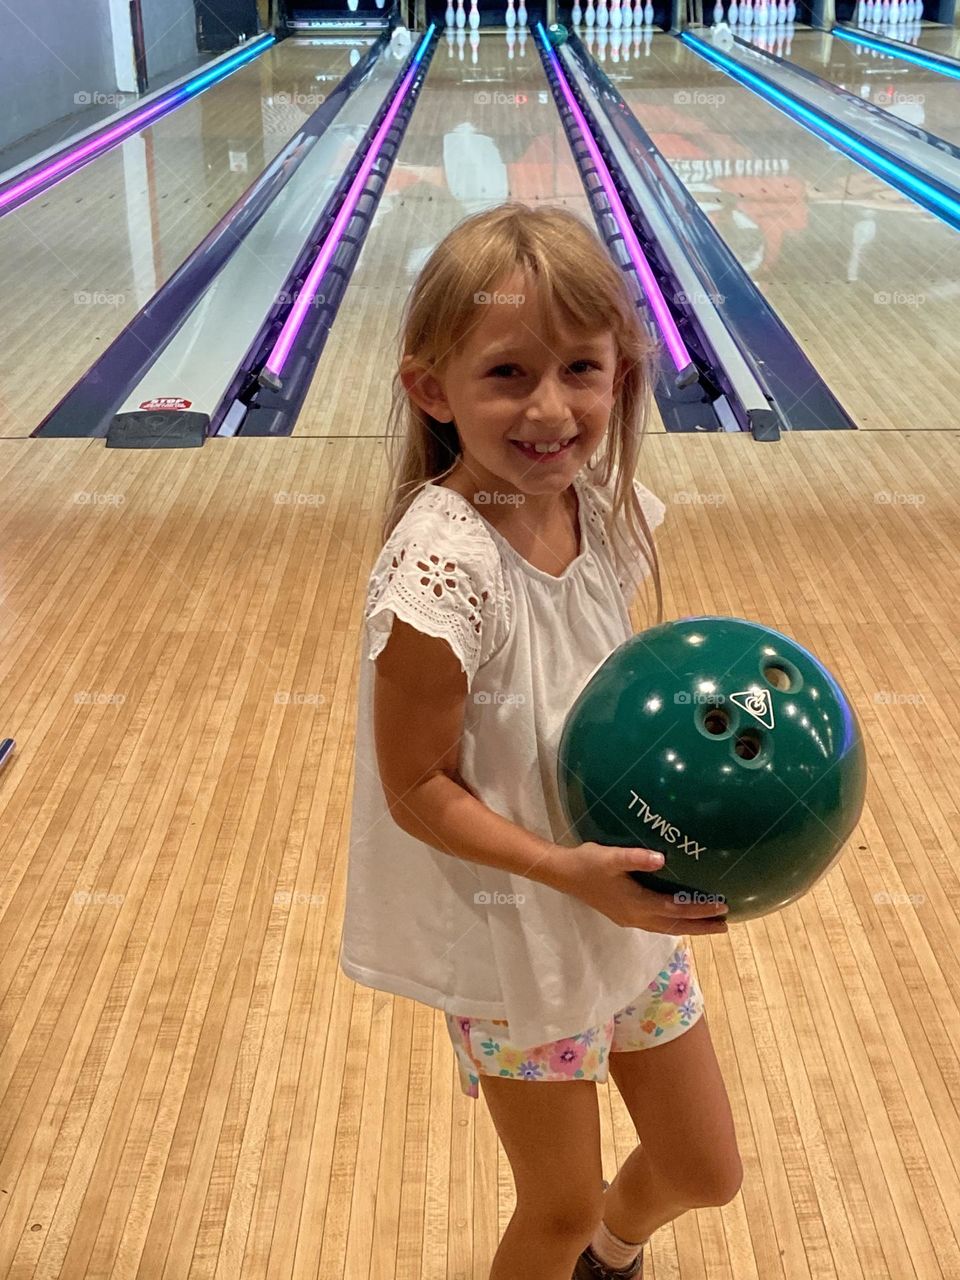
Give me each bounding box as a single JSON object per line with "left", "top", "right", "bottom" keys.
{"left": 831, "top": 23, "right": 960, "bottom": 80}
{"left": 683, "top": 29, "right": 960, "bottom": 234}
{"left": 540, "top": 25, "right": 855, "bottom": 433}
{"left": 34, "top": 31, "right": 400, "bottom": 440}
{"left": 0, "top": 35, "right": 275, "bottom": 220}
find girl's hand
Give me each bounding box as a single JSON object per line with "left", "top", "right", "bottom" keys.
{"left": 556, "top": 842, "right": 730, "bottom": 936}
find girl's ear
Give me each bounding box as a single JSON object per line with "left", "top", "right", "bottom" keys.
{"left": 400, "top": 356, "right": 454, "bottom": 423}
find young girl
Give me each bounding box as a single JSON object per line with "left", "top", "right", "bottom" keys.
{"left": 339, "top": 203, "right": 742, "bottom": 1280}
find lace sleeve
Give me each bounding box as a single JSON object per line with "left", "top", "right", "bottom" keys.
{"left": 364, "top": 516, "right": 507, "bottom": 695}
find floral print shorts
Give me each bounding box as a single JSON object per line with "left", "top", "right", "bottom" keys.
{"left": 445, "top": 943, "right": 705, "bottom": 1099}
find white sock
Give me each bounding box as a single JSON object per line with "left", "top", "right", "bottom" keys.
{"left": 590, "top": 1219, "right": 647, "bottom": 1270}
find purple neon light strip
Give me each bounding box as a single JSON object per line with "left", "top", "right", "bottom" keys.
{"left": 540, "top": 26, "right": 692, "bottom": 373}
{"left": 0, "top": 35, "right": 273, "bottom": 215}
{"left": 264, "top": 33, "right": 431, "bottom": 377}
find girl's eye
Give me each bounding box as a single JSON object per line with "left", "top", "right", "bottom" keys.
{"left": 489, "top": 361, "right": 600, "bottom": 377}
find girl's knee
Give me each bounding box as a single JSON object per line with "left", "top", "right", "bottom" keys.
{"left": 663, "top": 1151, "right": 743, "bottom": 1209}
{"left": 514, "top": 1188, "right": 605, "bottom": 1246}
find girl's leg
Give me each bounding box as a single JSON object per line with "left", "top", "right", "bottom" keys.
{"left": 479, "top": 1075, "right": 605, "bottom": 1280}
{"left": 603, "top": 1013, "right": 743, "bottom": 1247}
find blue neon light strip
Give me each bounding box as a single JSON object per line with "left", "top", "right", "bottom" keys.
{"left": 0, "top": 34, "right": 275, "bottom": 217}
{"left": 682, "top": 32, "right": 960, "bottom": 231}
{"left": 832, "top": 24, "right": 960, "bottom": 78}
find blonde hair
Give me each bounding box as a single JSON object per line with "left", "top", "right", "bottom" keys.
{"left": 381, "top": 201, "right": 663, "bottom": 623}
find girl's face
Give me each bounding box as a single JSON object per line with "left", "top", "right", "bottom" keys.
{"left": 404, "top": 271, "right": 623, "bottom": 498}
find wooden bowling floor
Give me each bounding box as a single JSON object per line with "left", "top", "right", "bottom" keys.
{"left": 1, "top": 425, "right": 958, "bottom": 1278}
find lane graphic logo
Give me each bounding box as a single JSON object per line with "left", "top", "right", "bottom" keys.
{"left": 139, "top": 397, "right": 192, "bottom": 411}
{"left": 729, "top": 687, "right": 774, "bottom": 729}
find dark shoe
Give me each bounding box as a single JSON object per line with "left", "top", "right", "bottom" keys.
{"left": 572, "top": 1242, "right": 645, "bottom": 1279}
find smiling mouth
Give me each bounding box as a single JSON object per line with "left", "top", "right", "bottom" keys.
{"left": 509, "top": 436, "right": 578, "bottom": 461}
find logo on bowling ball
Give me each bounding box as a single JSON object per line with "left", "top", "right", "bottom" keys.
{"left": 729, "top": 687, "right": 774, "bottom": 729}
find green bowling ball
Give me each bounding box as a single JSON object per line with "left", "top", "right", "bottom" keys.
{"left": 557, "top": 617, "right": 867, "bottom": 922}
{"left": 547, "top": 22, "right": 569, "bottom": 45}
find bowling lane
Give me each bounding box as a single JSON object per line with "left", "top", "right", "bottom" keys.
{"left": 296, "top": 28, "right": 669, "bottom": 435}
{"left": 770, "top": 26, "right": 960, "bottom": 148}
{"left": 591, "top": 28, "right": 960, "bottom": 429}
{"left": 1, "top": 37, "right": 375, "bottom": 436}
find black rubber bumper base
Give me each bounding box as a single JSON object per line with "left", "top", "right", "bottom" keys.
{"left": 106, "top": 410, "right": 209, "bottom": 449}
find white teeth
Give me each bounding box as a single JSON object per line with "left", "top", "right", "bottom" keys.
{"left": 512, "top": 437, "right": 576, "bottom": 455}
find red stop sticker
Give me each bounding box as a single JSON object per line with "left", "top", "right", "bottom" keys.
{"left": 138, "top": 397, "right": 192, "bottom": 411}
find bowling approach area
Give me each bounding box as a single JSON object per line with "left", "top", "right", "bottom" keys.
{"left": 2, "top": 0, "right": 960, "bottom": 1274}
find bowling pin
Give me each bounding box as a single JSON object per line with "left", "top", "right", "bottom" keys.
{"left": 506, "top": 0, "right": 516, "bottom": 23}
{"left": 586, "top": 0, "right": 596, "bottom": 23}
{"left": 598, "top": 0, "right": 609, "bottom": 27}
{"left": 456, "top": 0, "right": 465, "bottom": 27}
{"left": 729, "top": 0, "right": 739, "bottom": 21}
{"left": 713, "top": 0, "right": 724, "bottom": 21}
{"left": 623, "top": 0, "right": 634, "bottom": 26}
{"left": 644, "top": 0, "right": 653, "bottom": 22}
{"left": 612, "top": 0, "right": 622, "bottom": 26}
{"left": 757, "top": 0, "right": 768, "bottom": 26}
{"left": 469, "top": 0, "right": 480, "bottom": 29}
{"left": 786, "top": 0, "right": 795, "bottom": 18}
{"left": 573, "top": 0, "right": 583, "bottom": 22}
{"left": 446, "top": 0, "right": 455, "bottom": 25}
{"left": 741, "top": 0, "right": 752, "bottom": 24}
{"left": 517, "top": 0, "right": 527, "bottom": 23}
